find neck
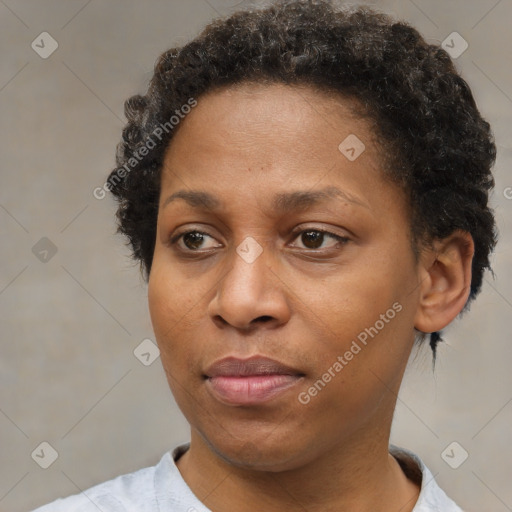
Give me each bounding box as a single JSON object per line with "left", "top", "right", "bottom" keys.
{"left": 176, "top": 421, "right": 420, "bottom": 512}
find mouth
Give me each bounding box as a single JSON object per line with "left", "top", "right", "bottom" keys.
{"left": 203, "top": 356, "right": 305, "bottom": 406}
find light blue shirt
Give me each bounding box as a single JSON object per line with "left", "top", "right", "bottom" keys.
{"left": 32, "top": 443, "right": 463, "bottom": 511}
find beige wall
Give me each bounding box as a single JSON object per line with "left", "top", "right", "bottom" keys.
{"left": 1, "top": 1, "right": 511, "bottom": 510}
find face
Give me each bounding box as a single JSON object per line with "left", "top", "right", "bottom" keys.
{"left": 148, "top": 83, "right": 423, "bottom": 472}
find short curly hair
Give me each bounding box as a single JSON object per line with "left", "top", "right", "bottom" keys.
{"left": 107, "top": 0, "right": 497, "bottom": 356}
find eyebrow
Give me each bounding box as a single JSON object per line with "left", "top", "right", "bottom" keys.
{"left": 162, "top": 186, "right": 368, "bottom": 212}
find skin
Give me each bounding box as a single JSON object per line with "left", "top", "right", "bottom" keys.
{"left": 147, "top": 83, "right": 474, "bottom": 512}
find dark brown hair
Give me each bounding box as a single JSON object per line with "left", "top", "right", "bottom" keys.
{"left": 108, "top": 0, "right": 497, "bottom": 356}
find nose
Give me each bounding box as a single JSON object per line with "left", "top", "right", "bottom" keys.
{"left": 207, "top": 244, "right": 291, "bottom": 331}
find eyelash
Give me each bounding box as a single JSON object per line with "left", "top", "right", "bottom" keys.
{"left": 169, "top": 228, "right": 350, "bottom": 254}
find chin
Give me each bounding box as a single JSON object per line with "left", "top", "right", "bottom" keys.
{"left": 198, "top": 421, "right": 320, "bottom": 473}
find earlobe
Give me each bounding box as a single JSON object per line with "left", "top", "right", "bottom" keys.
{"left": 414, "top": 231, "right": 474, "bottom": 334}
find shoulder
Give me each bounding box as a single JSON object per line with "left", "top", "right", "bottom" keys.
{"left": 390, "top": 445, "right": 464, "bottom": 512}
{"left": 31, "top": 451, "right": 174, "bottom": 512}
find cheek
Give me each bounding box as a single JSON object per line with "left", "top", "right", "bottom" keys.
{"left": 148, "top": 269, "right": 214, "bottom": 426}
{"left": 148, "top": 279, "right": 200, "bottom": 416}
{"left": 293, "top": 249, "right": 416, "bottom": 404}
{"left": 148, "top": 263, "right": 195, "bottom": 367}
{"left": 148, "top": 252, "right": 206, "bottom": 332}
{"left": 297, "top": 264, "right": 399, "bottom": 351}
{"left": 294, "top": 307, "right": 412, "bottom": 443}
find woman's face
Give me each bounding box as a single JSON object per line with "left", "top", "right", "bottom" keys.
{"left": 148, "top": 83, "right": 422, "bottom": 471}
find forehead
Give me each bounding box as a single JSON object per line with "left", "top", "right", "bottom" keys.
{"left": 165, "top": 82, "right": 368, "bottom": 159}
{"left": 158, "top": 82, "right": 404, "bottom": 217}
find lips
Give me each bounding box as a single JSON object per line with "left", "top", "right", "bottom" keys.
{"left": 204, "top": 356, "right": 305, "bottom": 406}
{"left": 205, "top": 356, "right": 302, "bottom": 378}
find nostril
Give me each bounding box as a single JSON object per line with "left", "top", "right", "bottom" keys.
{"left": 254, "top": 315, "right": 273, "bottom": 323}
{"left": 211, "top": 314, "right": 277, "bottom": 329}
{"left": 213, "top": 315, "right": 229, "bottom": 326}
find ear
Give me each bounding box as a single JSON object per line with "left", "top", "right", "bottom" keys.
{"left": 414, "top": 230, "right": 474, "bottom": 334}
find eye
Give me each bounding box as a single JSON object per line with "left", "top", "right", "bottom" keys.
{"left": 290, "top": 229, "right": 349, "bottom": 250}
{"left": 170, "top": 230, "right": 222, "bottom": 252}
{"left": 169, "top": 228, "right": 348, "bottom": 254}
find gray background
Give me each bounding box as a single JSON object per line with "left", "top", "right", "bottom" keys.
{"left": 0, "top": 1, "right": 511, "bottom": 511}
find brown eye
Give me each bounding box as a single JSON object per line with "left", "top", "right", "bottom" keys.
{"left": 291, "top": 229, "right": 349, "bottom": 250}
{"left": 301, "top": 230, "right": 325, "bottom": 249}
{"left": 183, "top": 232, "right": 206, "bottom": 250}
{"left": 170, "top": 230, "right": 221, "bottom": 252}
